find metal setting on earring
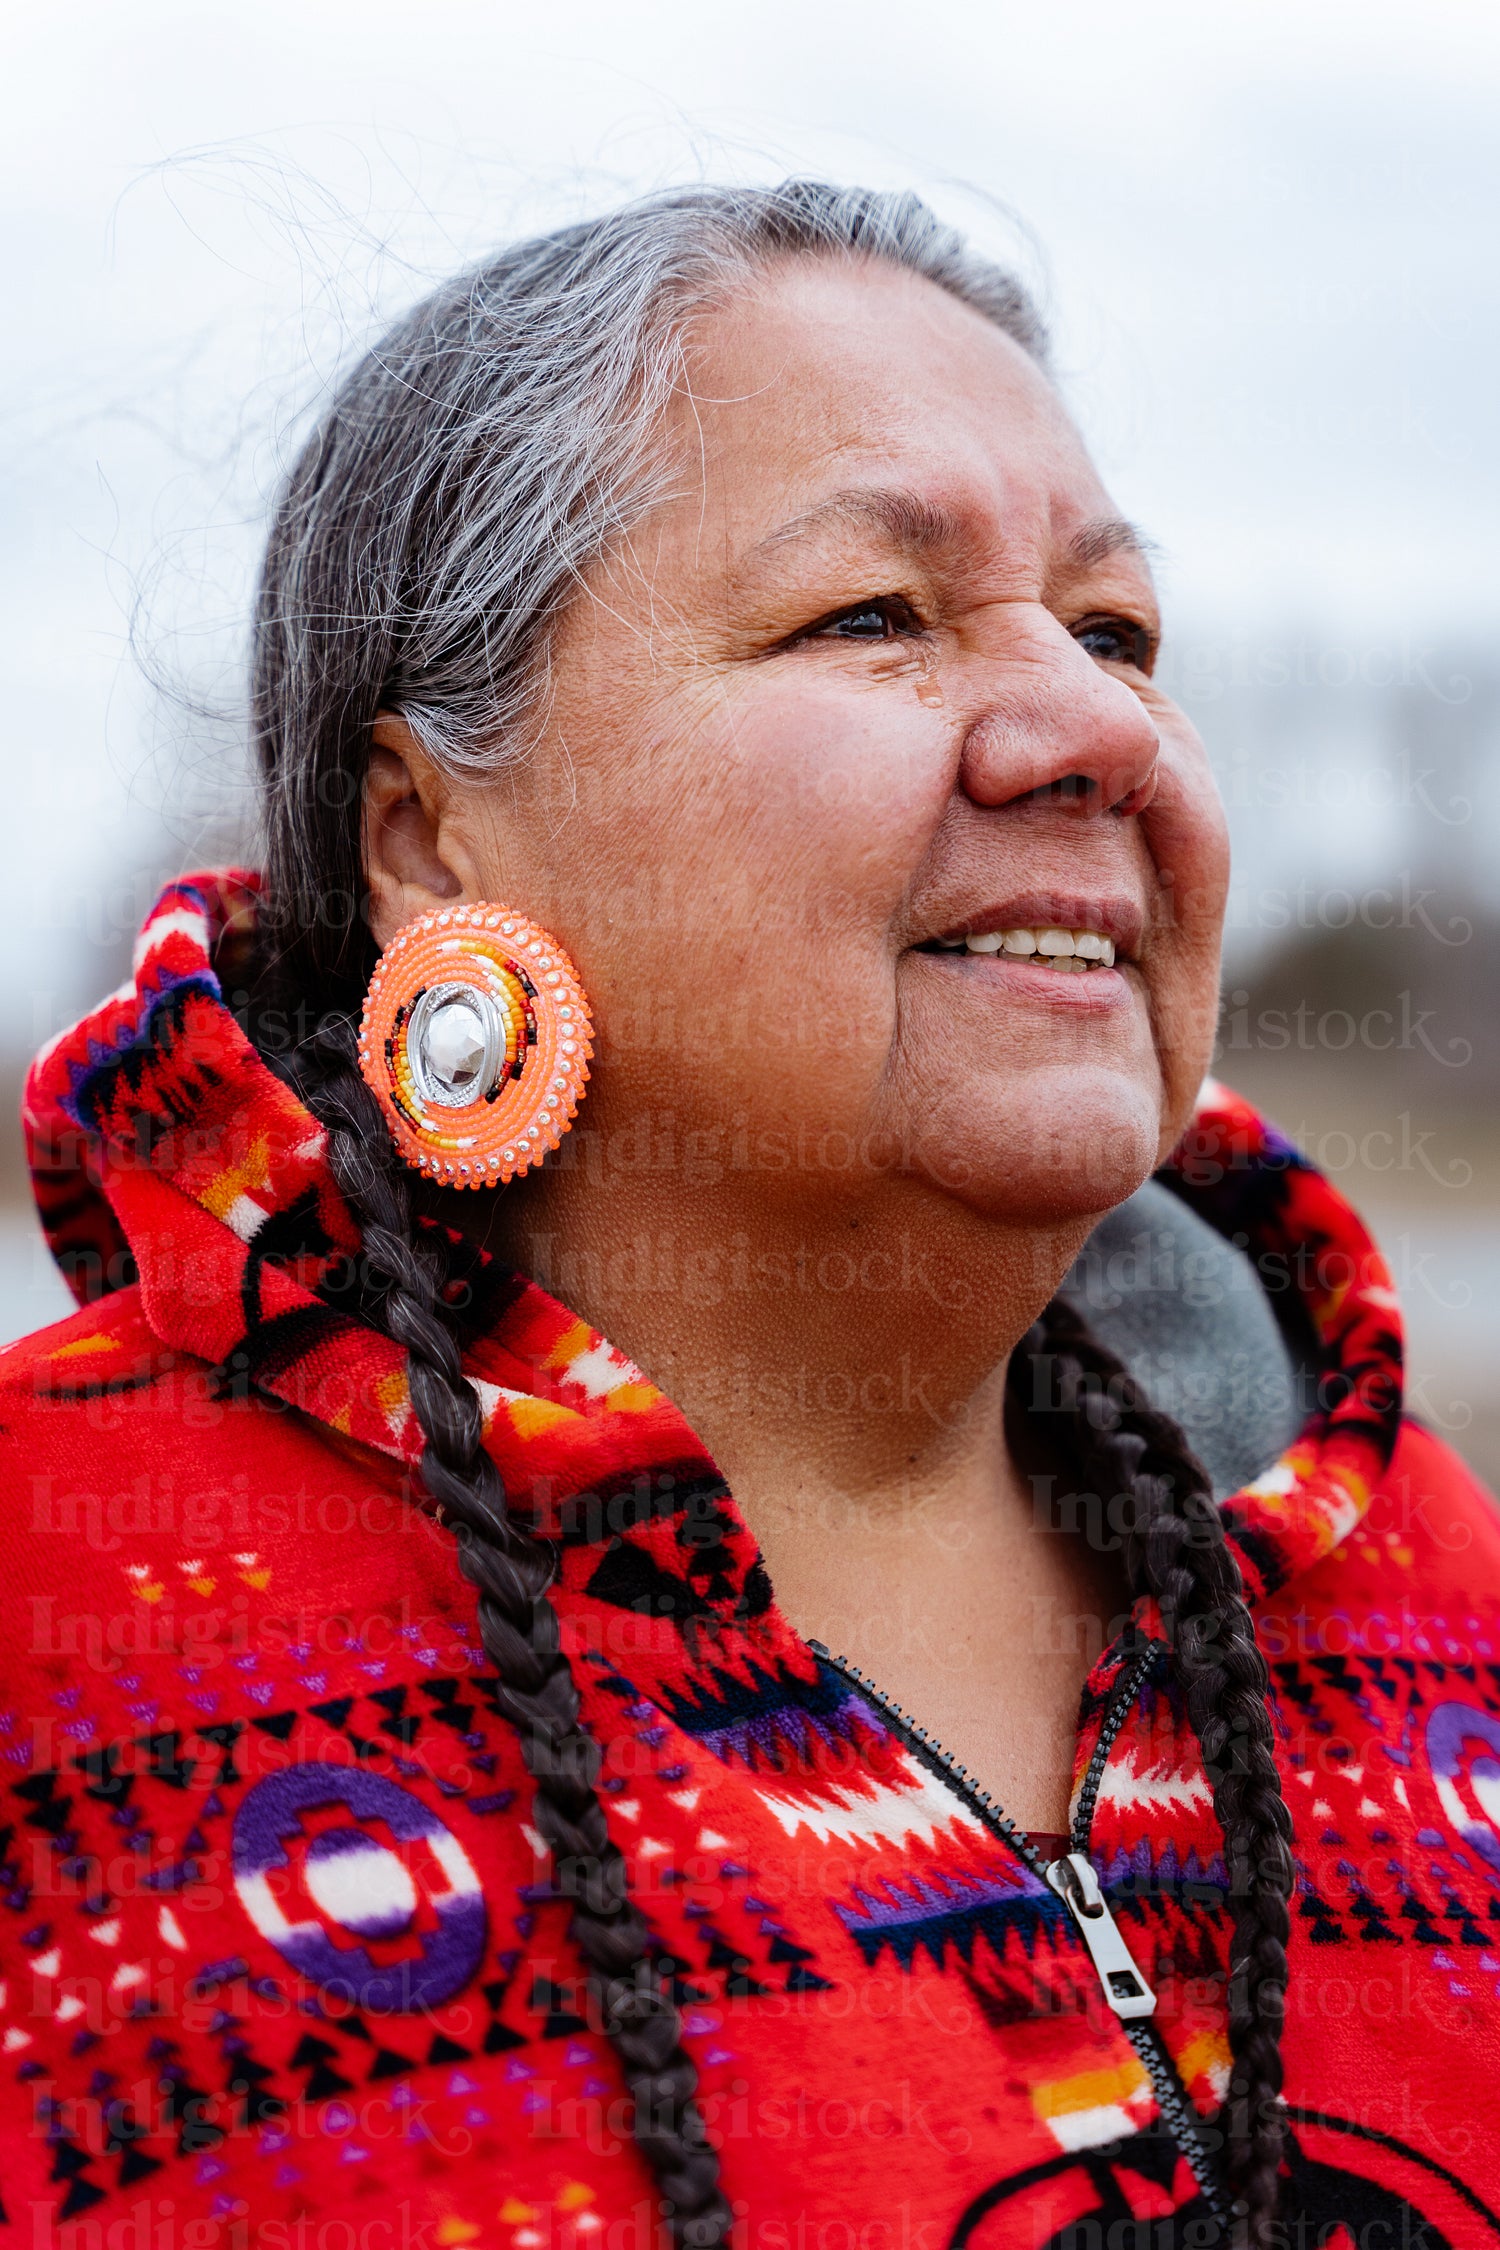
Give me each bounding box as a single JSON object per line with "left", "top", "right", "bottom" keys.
{"left": 405, "top": 982, "right": 508, "bottom": 1109}
{"left": 357, "top": 905, "right": 594, "bottom": 1186}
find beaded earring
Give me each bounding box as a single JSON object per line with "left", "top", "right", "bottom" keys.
{"left": 357, "top": 905, "right": 593, "bottom": 1186}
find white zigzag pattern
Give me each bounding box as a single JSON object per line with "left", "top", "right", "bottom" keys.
{"left": 754, "top": 1768, "right": 984, "bottom": 1851}
{"left": 135, "top": 905, "right": 210, "bottom": 972}
{"left": 1095, "top": 1751, "right": 1213, "bottom": 1816}
{"left": 562, "top": 1337, "right": 648, "bottom": 1400}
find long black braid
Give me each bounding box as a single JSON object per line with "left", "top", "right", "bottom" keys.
{"left": 1015, "top": 1297, "right": 1295, "bottom": 2247}
{"left": 290, "top": 1016, "right": 733, "bottom": 2249}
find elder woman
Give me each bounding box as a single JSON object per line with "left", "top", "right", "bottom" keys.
{"left": 7, "top": 183, "right": 1500, "bottom": 2249}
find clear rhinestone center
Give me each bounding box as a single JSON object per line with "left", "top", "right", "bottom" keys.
{"left": 405, "top": 981, "right": 507, "bottom": 1109}
{"left": 423, "top": 1000, "right": 486, "bottom": 1094}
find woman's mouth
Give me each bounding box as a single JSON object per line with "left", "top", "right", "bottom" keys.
{"left": 915, "top": 923, "right": 1119, "bottom": 973}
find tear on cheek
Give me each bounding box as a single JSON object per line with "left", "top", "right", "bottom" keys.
{"left": 912, "top": 652, "right": 943, "bottom": 709}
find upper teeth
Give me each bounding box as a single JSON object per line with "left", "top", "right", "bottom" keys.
{"left": 936, "top": 926, "right": 1116, "bottom": 968}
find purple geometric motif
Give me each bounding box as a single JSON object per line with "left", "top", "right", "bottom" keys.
{"left": 1425, "top": 1700, "right": 1500, "bottom": 1876}
{"left": 659, "top": 1657, "right": 889, "bottom": 1773}
{"left": 232, "top": 1762, "right": 486, "bottom": 2010}
{"left": 834, "top": 1863, "right": 1058, "bottom": 1972}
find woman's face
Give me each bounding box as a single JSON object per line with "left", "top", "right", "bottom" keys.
{"left": 432, "top": 256, "right": 1230, "bottom": 1231}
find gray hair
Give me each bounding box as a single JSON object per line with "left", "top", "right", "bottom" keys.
{"left": 252, "top": 178, "right": 1047, "bottom": 1010}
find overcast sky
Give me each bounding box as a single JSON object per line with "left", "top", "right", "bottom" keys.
{"left": 3, "top": 0, "right": 1498, "bottom": 1061}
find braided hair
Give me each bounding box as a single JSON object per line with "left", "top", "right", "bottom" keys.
{"left": 1014, "top": 1298, "right": 1294, "bottom": 2245}
{"left": 288, "top": 1015, "right": 734, "bottom": 2246}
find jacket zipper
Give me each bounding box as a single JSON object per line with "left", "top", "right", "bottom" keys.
{"left": 809, "top": 1636, "right": 1232, "bottom": 2234}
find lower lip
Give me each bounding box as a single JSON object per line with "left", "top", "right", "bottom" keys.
{"left": 912, "top": 951, "right": 1131, "bottom": 1009}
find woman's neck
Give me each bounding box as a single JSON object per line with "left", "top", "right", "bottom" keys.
{"left": 456, "top": 1157, "right": 1128, "bottom": 1827}
{"left": 466, "top": 1153, "right": 1094, "bottom": 1518}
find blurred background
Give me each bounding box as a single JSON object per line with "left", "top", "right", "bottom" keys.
{"left": 3, "top": 2, "right": 1497, "bottom": 1473}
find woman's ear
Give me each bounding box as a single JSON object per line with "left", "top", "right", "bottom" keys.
{"left": 363, "top": 717, "right": 466, "bottom": 948}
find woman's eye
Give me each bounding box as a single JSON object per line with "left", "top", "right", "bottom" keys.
{"left": 1072, "top": 615, "right": 1155, "bottom": 672}
{"left": 803, "top": 595, "right": 921, "bottom": 642}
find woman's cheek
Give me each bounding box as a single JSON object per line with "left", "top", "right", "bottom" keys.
{"left": 1149, "top": 954, "right": 1222, "bottom": 1162}
{"left": 1139, "top": 713, "right": 1231, "bottom": 944}
{"left": 1136, "top": 714, "right": 1230, "bottom": 1151}
{"left": 744, "top": 672, "right": 950, "bottom": 812}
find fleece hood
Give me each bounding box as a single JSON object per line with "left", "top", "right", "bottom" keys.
{"left": 22, "top": 870, "right": 1404, "bottom": 1610}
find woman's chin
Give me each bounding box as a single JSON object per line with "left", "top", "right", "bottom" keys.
{"left": 913, "top": 1077, "right": 1164, "bottom": 1226}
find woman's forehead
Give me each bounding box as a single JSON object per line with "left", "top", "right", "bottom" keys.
{"left": 671, "top": 257, "right": 1114, "bottom": 564}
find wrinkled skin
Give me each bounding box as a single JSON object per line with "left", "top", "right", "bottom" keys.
{"left": 364, "top": 256, "right": 1231, "bottom": 1824}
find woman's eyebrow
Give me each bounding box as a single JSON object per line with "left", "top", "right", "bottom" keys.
{"left": 1066, "top": 515, "right": 1157, "bottom": 569}
{"left": 743, "top": 485, "right": 972, "bottom": 565}
{"left": 741, "top": 487, "right": 1153, "bottom": 573}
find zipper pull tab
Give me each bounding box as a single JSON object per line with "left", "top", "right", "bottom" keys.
{"left": 1045, "top": 1852, "right": 1157, "bottom": 2021}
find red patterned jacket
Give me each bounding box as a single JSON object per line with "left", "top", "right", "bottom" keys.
{"left": 3, "top": 872, "right": 1500, "bottom": 2248}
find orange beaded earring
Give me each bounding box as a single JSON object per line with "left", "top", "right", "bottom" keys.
{"left": 357, "top": 905, "right": 593, "bottom": 1186}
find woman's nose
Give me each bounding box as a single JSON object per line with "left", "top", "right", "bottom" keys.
{"left": 956, "top": 616, "right": 1160, "bottom": 817}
